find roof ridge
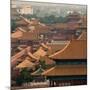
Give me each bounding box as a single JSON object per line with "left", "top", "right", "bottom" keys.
{"left": 49, "top": 41, "right": 70, "bottom": 58}
{"left": 42, "top": 66, "right": 56, "bottom": 75}
{"left": 27, "top": 51, "right": 38, "bottom": 60}
{"left": 49, "top": 40, "right": 86, "bottom": 59}
{"left": 77, "top": 31, "right": 86, "bottom": 40}
{"left": 15, "top": 59, "right": 34, "bottom": 69}
{"left": 11, "top": 46, "right": 31, "bottom": 66}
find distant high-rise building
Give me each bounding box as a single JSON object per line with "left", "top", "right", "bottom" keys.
{"left": 11, "top": 0, "right": 33, "bottom": 15}
{"left": 11, "top": 0, "right": 18, "bottom": 8}
{"left": 17, "top": 4, "right": 33, "bottom": 15}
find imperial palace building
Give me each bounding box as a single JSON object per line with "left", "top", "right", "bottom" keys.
{"left": 42, "top": 32, "right": 87, "bottom": 87}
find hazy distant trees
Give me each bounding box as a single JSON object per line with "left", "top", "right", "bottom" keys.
{"left": 11, "top": 20, "right": 19, "bottom": 32}
{"left": 25, "top": 14, "right": 67, "bottom": 24}
{"left": 39, "top": 15, "right": 67, "bottom": 24}
{"left": 11, "top": 14, "right": 67, "bottom": 32}
{"left": 23, "top": 14, "right": 37, "bottom": 19}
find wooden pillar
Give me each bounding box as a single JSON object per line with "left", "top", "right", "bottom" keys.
{"left": 56, "top": 81, "right": 58, "bottom": 86}
{"left": 51, "top": 80, "right": 53, "bottom": 87}
{"left": 52, "top": 81, "right": 54, "bottom": 87}
{"left": 49, "top": 80, "right": 51, "bottom": 87}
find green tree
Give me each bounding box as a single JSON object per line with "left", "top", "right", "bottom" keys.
{"left": 16, "top": 68, "right": 33, "bottom": 86}
{"left": 39, "top": 57, "right": 46, "bottom": 69}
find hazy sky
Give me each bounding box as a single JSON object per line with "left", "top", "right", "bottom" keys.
{"left": 12, "top": 0, "right": 87, "bottom": 5}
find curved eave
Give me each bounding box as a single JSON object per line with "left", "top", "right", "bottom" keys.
{"left": 49, "top": 40, "right": 87, "bottom": 60}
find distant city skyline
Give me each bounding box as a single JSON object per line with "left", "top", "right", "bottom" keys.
{"left": 11, "top": 0, "right": 87, "bottom": 17}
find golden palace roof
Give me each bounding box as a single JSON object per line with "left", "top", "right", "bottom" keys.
{"left": 33, "top": 47, "right": 47, "bottom": 60}
{"left": 16, "top": 19, "right": 29, "bottom": 26}
{"left": 47, "top": 43, "right": 67, "bottom": 55}
{"left": 16, "top": 59, "right": 35, "bottom": 69}
{"left": 42, "top": 65, "right": 86, "bottom": 76}
{"left": 11, "top": 46, "right": 31, "bottom": 66}
{"left": 49, "top": 40, "right": 87, "bottom": 59}
{"left": 40, "top": 43, "right": 50, "bottom": 50}
{"left": 51, "top": 23, "right": 80, "bottom": 30}
{"left": 11, "top": 29, "right": 23, "bottom": 38}
{"left": 11, "top": 25, "right": 50, "bottom": 40}
{"left": 27, "top": 52, "right": 38, "bottom": 61}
